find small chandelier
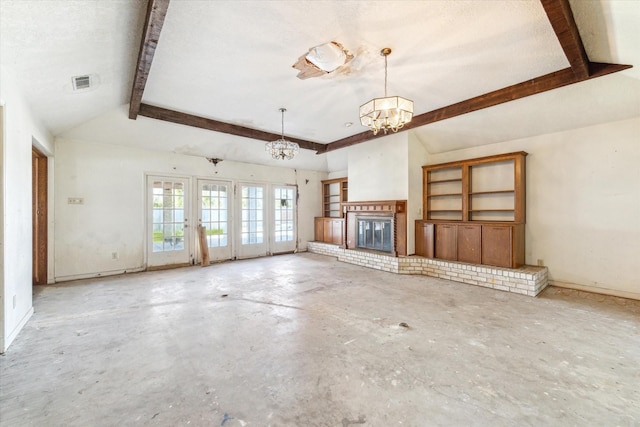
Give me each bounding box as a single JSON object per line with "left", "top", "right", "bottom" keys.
{"left": 360, "top": 48, "right": 413, "bottom": 135}
{"left": 265, "top": 108, "right": 299, "bottom": 160}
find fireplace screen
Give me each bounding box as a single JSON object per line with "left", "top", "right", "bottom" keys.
{"left": 357, "top": 218, "right": 392, "bottom": 252}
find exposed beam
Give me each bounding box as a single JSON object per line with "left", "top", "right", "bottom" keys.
{"left": 323, "top": 62, "right": 631, "bottom": 153}
{"left": 540, "top": 0, "right": 590, "bottom": 79}
{"left": 138, "top": 104, "right": 325, "bottom": 152}
{"left": 128, "top": 0, "right": 170, "bottom": 120}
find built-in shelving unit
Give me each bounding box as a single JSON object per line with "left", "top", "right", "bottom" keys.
{"left": 322, "top": 178, "right": 348, "bottom": 218}
{"left": 417, "top": 152, "right": 527, "bottom": 268}
{"left": 425, "top": 166, "right": 463, "bottom": 221}
{"left": 315, "top": 178, "right": 348, "bottom": 245}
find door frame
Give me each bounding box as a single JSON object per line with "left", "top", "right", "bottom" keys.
{"left": 32, "top": 147, "right": 47, "bottom": 286}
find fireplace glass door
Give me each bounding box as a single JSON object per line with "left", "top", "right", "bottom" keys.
{"left": 357, "top": 218, "right": 392, "bottom": 252}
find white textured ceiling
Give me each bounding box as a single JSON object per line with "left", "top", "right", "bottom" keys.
{"left": 1, "top": 0, "right": 638, "bottom": 169}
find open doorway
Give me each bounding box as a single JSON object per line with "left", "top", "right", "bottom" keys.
{"left": 32, "top": 147, "right": 47, "bottom": 286}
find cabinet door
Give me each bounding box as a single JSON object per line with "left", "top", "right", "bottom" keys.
{"left": 435, "top": 224, "right": 457, "bottom": 261}
{"left": 415, "top": 221, "right": 434, "bottom": 258}
{"left": 482, "top": 225, "right": 512, "bottom": 268}
{"left": 458, "top": 225, "right": 481, "bottom": 264}
{"left": 322, "top": 218, "right": 333, "bottom": 243}
{"left": 330, "top": 219, "right": 343, "bottom": 245}
{"left": 314, "top": 217, "right": 324, "bottom": 242}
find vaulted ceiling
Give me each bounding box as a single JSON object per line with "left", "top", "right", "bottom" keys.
{"left": 1, "top": 0, "right": 638, "bottom": 171}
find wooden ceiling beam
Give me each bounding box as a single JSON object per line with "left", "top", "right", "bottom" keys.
{"left": 322, "top": 62, "right": 631, "bottom": 153}
{"left": 540, "top": 0, "right": 590, "bottom": 79}
{"left": 138, "top": 104, "right": 325, "bottom": 152}
{"left": 129, "top": 0, "right": 629, "bottom": 156}
{"left": 128, "top": 0, "right": 170, "bottom": 120}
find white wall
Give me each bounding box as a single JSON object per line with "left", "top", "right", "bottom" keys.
{"left": 0, "top": 67, "right": 54, "bottom": 351}
{"left": 54, "top": 139, "right": 324, "bottom": 280}
{"left": 345, "top": 132, "right": 426, "bottom": 254}
{"left": 425, "top": 117, "right": 640, "bottom": 299}
{"left": 407, "top": 133, "right": 429, "bottom": 254}
{"left": 347, "top": 133, "right": 409, "bottom": 202}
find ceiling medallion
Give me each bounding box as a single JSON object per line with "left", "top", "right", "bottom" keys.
{"left": 265, "top": 108, "right": 299, "bottom": 160}
{"left": 360, "top": 48, "right": 414, "bottom": 135}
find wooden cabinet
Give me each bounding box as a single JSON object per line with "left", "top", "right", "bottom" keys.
{"left": 314, "top": 217, "right": 344, "bottom": 245}
{"left": 416, "top": 221, "right": 524, "bottom": 268}
{"left": 415, "top": 221, "right": 434, "bottom": 258}
{"left": 315, "top": 178, "right": 348, "bottom": 245}
{"left": 457, "top": 224, "right": 481, "bottom": 264}
{"left": 418, "top": 152, "right": 527, "bottom": 268}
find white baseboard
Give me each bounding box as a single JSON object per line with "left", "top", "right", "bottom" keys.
{"left": 3, "top": 306, "right": 34, "bottom": 352}
{"left": 54, "top": 266, "right": 145, "bottom": 283}
{"left": 550, "top": 280, "right": 640, "bottom": 301}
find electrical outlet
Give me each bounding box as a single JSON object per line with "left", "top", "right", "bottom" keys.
{"left": 111, "top": 252, "right": 118, "bottom": 260}
{"left": 537, "top": 259, "right": 544, "bottom": 266}
{"left": 68, "top": 197, "right": 84, "bottom": 205}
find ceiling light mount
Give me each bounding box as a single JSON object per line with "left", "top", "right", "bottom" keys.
{"left": 359, "top": 48, "right": 414, "bottom": 135}
{"left": 265, "top": 108, "right": 299, "bottom": 160}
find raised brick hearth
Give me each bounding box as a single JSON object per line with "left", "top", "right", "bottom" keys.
{"left": 308, "top": 241, "right": 548, "bottom": 297}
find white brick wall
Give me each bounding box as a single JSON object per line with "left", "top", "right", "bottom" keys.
{"left": 307, "top": 242, "right": 548, "bottom": 297}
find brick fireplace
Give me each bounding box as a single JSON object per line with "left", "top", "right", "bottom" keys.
{"left": 343, "top": 200, "right": 407, "bottom": 256}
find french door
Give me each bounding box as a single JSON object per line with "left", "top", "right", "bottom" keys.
{"left": 237, "top": 183, "right": 268, "bottom": 259}
{"left": 147, "top": 176, "right": 191, "bottom": 267}
{"left": 272, "top": 185, "right": 297, "bottom": 254}
{"left": 198, "top": 179, "right": 232, "bottom": 262}
{"left": 146, "top": 177, "right": 297, "bottom": 266}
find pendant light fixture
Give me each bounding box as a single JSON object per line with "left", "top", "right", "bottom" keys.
{"left": 265, "top": 108, "right": 299, "bottom": 160}
{"left": 359, "top": 48, "right": 413, "bottom": 135}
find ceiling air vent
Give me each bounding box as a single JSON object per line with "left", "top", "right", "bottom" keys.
{"left": 72, "top": 75, "right": 92, "bottom": 91}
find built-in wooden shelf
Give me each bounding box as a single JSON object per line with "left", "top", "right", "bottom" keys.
{"left": 417, "top": 152, "right": 527, "bottom": 268}
{"left": 315, "top": 177, "right": 348, "bottom": 245}
{"left": 427, "top": 193, "right": 462, "bottom": 198}
{"left": 469, "top": 190, "right": 514, "bottom": 195}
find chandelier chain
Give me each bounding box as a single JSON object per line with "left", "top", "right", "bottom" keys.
{"left": 384, "top": 53, "right": 388, "bottom": 98}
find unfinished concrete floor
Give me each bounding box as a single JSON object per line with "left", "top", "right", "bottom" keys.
{"left": 1, "top": 253, "right": 639, "bottom": 426}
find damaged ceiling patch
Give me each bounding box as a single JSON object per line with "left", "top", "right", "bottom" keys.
{"left": 292, "top": 41, "right": 353, "bottom": 80}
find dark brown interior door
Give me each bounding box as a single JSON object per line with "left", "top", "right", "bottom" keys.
{"left": 32, "top": 147, "right": 48, "bottom": 286}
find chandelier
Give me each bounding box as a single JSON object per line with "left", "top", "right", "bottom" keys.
{"left": 266, "top": 108, "right": 299, "bottom": 160}
{"left": 360, "top": 48, "right": 413, "bottom": 135}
